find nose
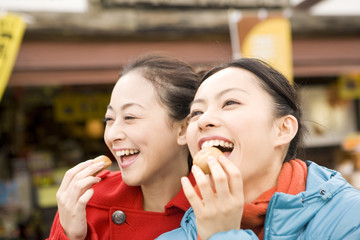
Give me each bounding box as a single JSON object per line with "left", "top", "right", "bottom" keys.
{"left": 104, "top": 120, "right": 126, "bottom": 143}
{"left": 197, "top": 110, "right": 220, "bottom": 131}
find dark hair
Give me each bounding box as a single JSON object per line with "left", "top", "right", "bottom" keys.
{"left": 202, "top": 58, "right": 305, "bottom": 162}
{"left": 121, "top": 55, "right": 200, "bottom": 121}
{"left": 120, "top": 55, "right": 200, "bottom": 169}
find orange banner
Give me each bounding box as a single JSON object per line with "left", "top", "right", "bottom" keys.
{"left": 229, "top": 10, "right": 293, "bottom": 83}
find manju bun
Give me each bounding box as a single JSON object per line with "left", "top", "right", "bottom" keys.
{"left": 193, "top": 147, "right": 224, "bottom": 174}
{"left": 92, "top": 155, "right": 112, "bottom": 176}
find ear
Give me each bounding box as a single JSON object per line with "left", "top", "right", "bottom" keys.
{"left": 274, "top": 115, "right": 298, "bottom": 147}
{"left": 176, "top": 117, "right": 189, "bottom": 146}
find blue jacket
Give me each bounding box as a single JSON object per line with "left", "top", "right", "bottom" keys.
{"left": 156, "top": 161, "right": 360, "bottom": 240}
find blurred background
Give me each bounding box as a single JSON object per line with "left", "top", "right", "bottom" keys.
{"left": 0, "top": 0, "right": 360, "bottom": 239}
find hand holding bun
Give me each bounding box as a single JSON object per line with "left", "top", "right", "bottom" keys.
{"left": 193, "top": 147, "right": 224, "bottom": 174}
{"left": 92, "top": 155, "right": 112, "bottom": 176}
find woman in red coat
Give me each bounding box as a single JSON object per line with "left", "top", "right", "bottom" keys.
{"left": 47, "top": 55, "right": 200, "bottom": 240}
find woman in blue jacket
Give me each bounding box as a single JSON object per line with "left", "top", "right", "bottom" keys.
{"left": 157, "top": 58, "right": 360, "bottom": 240}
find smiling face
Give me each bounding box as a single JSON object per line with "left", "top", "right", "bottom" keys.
{"left": 187, "top": 67, "right": 282, "bottom": 186}
{"left": 104, "top": 70, "right": 188, "bottom": 187}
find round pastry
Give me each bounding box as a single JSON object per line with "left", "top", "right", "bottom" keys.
{"left": 92, "top": 155, "right": 112, "bottom": 176}
{"left": 193, "top": 147, "right": 224, "bottom": 174}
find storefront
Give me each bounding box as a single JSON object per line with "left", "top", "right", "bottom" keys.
{"left": 1, "top": 36, "right": 360, "bottom": 238}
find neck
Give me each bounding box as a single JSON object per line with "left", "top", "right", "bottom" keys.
{"left": 142, "top": 154, "right": 189, "bottom": 212}
{"left": 243, "top": 157, "right": 283, "bottom": 204}
{"left": 141, "top": 182, "right": 179, "bottom": 212}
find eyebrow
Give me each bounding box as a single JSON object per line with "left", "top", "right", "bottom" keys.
{"left": 191, "top": 87, "right": 248, "bottom": 106}
{"left": 106, "top": 102, "right": 145, "bottom": 111}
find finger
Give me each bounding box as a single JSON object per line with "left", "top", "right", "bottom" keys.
{"left": 192, "top": 165, "right": 216, "bottom": 205}
{"left": 181, "top": 177, "right": 203, "bottom": 210}
{"left": 207, "top": 156, "right": 231, "bottom": 199}
{"left": 57, "top": 160, "right": 93, "bottom": 194}
{"left": 218, "top": 156, "right": 243, "bottom": 198}
{"left": 78, "top": 188, "right": 95, "bottom": 208}
{"left": 57, "top": 161, "right": 103, "bottom": 208}
{"left": 66, "top": 176, "right": 101, "bottom": 204}
{"left": 72, "top": 161, "right": 106, "bottom": 181}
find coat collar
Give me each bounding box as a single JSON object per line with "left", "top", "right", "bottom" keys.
{"left": 89, "top": 171, "right": 195, "bottom": 214}
{"left": 269, "top": 161, "right": 349, "bottom": 207}
{"left": 264, "top": 161, "right": 351, "bottom": 237}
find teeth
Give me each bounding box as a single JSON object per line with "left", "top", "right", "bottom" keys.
{"left": 202, "top": 141, "right": 210, "bottom": 149}
{"left": 201, "top": 140, "right": 234, "bottom": 150}
{"left": 115, "top": 149, "right": 139, "bottom": 157}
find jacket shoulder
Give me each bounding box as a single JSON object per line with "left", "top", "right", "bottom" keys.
{"left": 305, "top": 161, "right": 360, "bottom": 239}
{"left": 88, "top": 171, "right": 141, "bottom": 207}
{"left": 156, "top": 208, "right": 197, "bottom": 239}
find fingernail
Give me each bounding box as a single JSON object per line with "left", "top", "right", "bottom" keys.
{"left": 180, "top": 177, "right": 187, "bottom": 183}
{"left": 95, "top": 161, "right": 105, "bottom": 167}
{"left": 192, "top": 165, "right": 200, "bottom": 172}
{"left": 207, "top": 156, "right": 216, "bottom": 163}
{"left": 85, "top": 160, "right": 94, "bottom": 165}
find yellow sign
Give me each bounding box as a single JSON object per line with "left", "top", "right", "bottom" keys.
{"left": 54, "top": 93, "right": 110, "bottom": 122}
{"left": 229, "top": 12, "right": 293, "bottom": 83}
{"left": 338, "top": 74, "right": 360, "bottom": 99}
{"left": 0, "top": 14, "right": 26, "bottom": 101}
{"left": 37, "top": 185, "right": 59, "bottom": 208}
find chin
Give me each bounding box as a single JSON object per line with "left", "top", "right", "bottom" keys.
{"left": 123, "top": 180, "right": 141, "bottom": 187}
{"left": 122, "top": 174, "right": 141, "bottom": 187}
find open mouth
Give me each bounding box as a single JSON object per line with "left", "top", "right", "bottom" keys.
{"left": 115, "top": 149, "right": 140, "bottom": 162}
{"left": 201, "top": 140, "right": 234, "bottom": 154}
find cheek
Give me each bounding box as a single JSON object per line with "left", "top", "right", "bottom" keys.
{"left": 128, "top": 130, "right": 144, "bottom": 145}
{"left": 236, "top": 114, "right": 268, "bottom": 135}
{"left": 185, "top": 124, "right": 198, "bottom": 152}
{"left": 103, "top": 128, "right": 110, "bottom": 145}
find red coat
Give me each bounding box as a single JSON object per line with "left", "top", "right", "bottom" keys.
{"left": 47, "top": 170, "right": 195, "bottom": 240}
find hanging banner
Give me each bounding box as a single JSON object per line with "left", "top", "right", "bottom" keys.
{"left": 229, "top": 10, "right": 293, "bottom": 83}
{"left": 0, "top": 14, "right": 26, "bottom": 101}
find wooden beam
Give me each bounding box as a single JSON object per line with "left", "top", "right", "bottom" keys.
{"left": 295, "top": 0, "right": 324, "bottom": 10}
{"left": 13, "top": 41, "right": 232, "bottom": 71}
{"left": 104, "top": 0, "right": 288, "bottom": 8}
{"left": 8, "top": 37, "right": 360, "bottom": 86}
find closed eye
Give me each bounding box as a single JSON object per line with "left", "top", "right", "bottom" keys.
{"left": 223, "top": 100, "right": 240, "bottom": 108}
{"left": 189, "top": 110, "right": 203, "bottom": 119}
{"left": 124, "top": 115, "right": 136, "bottom": 120}
{"left": 103, "top": 117, "right": 113, "bottom": 124}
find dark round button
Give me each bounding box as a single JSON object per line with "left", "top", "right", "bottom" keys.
{"left": 112, "top": 210, "right": 126, "bottom": 225}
